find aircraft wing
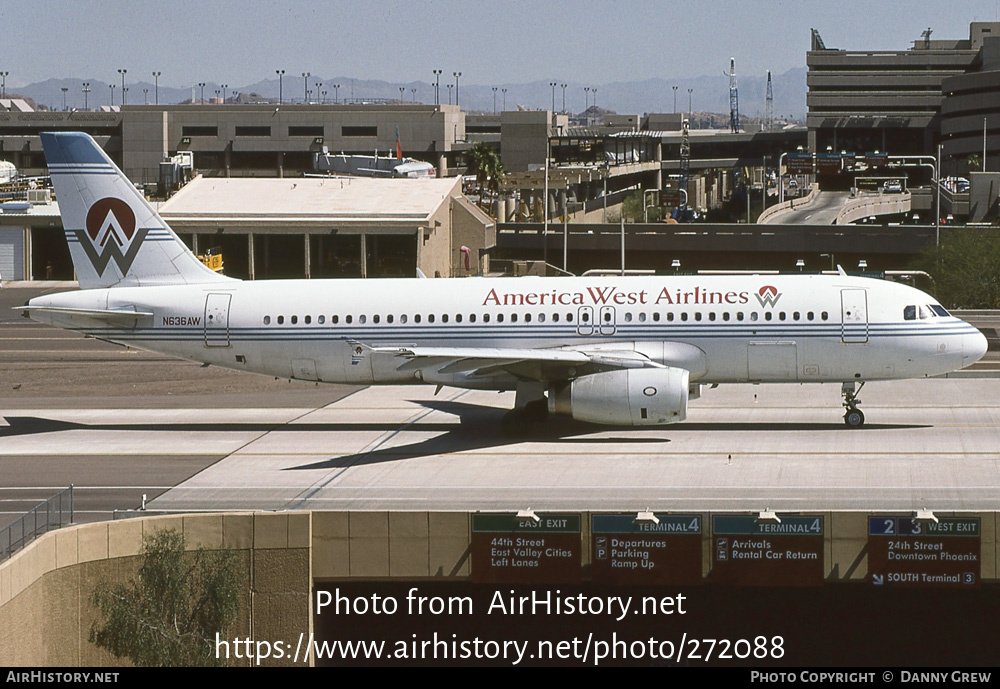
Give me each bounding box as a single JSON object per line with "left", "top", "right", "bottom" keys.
{"left": 355, "top": 341, "right": 664, "bottom": 380}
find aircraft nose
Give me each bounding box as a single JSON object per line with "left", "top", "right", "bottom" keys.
{"left": 964, "top": 328, "right": 988, "bottom": 367}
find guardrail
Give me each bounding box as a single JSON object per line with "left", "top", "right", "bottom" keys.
{"left": 756, "top": 186, "right": 818, "bottom": 224}
{"left": 835, "top": 192, "right": 912, "bottom": 225}
{"left": 1, "top": 486, "right": 74, "bottom": 562}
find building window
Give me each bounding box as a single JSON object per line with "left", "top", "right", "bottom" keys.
{"left": 235, "top": 126, "right": 271, "bottom": 137}
{"left": 182, "top": 126, "right": 218, "bottom": 137}
{"left": 289, "top": 126, "right": 325, "bottom": 137}
{"left": 341, "top": 126, "right": 377, "bottom": 137}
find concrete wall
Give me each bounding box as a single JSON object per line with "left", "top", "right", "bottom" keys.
{"left": 4, "top": 509, "right": 997, "bottom": 666}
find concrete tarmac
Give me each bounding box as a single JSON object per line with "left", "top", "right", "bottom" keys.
{"left": 2, "top": 286, "right": 1000, "bottom": 524}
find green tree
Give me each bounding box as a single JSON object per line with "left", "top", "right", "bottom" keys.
{"left": 465, "top": 142, "right": 504, "bottom": 208}
{"left": 90, "top": 529, "right": 242, "bottom": 667}
{"left": 912, "top": 228, "right": 1000, "bottom": 308}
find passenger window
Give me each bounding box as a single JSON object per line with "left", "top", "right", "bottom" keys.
{"left": 400, "top": 314, "right": 407, "bottom": 324}
{"left": 524, "top": 313, "right": 531, "bottom": 322}
{"left": 373, "top": 315, "right": 380, "bottom": 324}
{"left": 318, "top": 315, "right": 325, "bottom": 324}
{"left": 498, "top": 314, "right": 505, "bottom": 323}
{"left": 346, "top": 315, "right": 352, "bottom": 324}
{"left": 603, "top": 312, "right": 612, "bottom": 322}
{"left": 821, "top": 311, "right": 828, "bottom": 321}
{"left": 694, "top": 312, "right": 702, "bottom": 321}
{"left": 794, "top": 311, "right": 800, "bottom": 320}
{"left": 681, "top": 313, "right": 688, "bottom": 322}
{"left": 510, "top": 314, "right": 517, "bottom": 322}
{"left": 537, "top": 313, "right": 545, "bottom": 322}
{"left": 581, "top": 312, "right": 589, "bottom": 322}
{"left": 263, "top": 315, "right": 271, "bottom": 325}
{"left": 456, "top": 314, "right": 463, "bottom": 323}
{"left": 277, "top": 315, "right": 285, "bottom": 324}
{"left": 415, "top": 314, "right": 422, "bottom": 323}
{"left": 625, "top": 313, "right": 633, "bottom": 323}
{"left": 737, "top": 312, "right": 744, "bottom": 321}
{"left": 442, "top": 314, "right": 449, "bottom": 323}
{"left": 778, "top": 312, "right": 786, "bottom": 321}
{"left": 291, "top": 315, "right": 298, "bottom": 324}
{"left": 567, "top": 313, "right": 573, "bottom": 322}
{"left": 469, "top": 314, "right": 477, "bottom": 323}
{"left": 305, "top": 315, "right": 312, "bottom": 324}
{"left": 553, "top": 313, "right": 560, "bottom": 322}
{"left": 387, "top": 315, "right": 394, "bottom": 323}
{"left": 807, "top": 312, "right": 814, "bottom": 321}
{"left": 333, "top": 315, "right": 339, "bottom": 324}
{"left": 653, "top": 312, "right": 660, "bottom": 322}
{"left": 708, "top": 312, "right": 716, "bottom": 321}
{"left": 667, "top": 312, "right": 674, "bottom": 321}
{"left": 483, "top": 314, "right": 490, "bottom": 323}
{"left": 722, "top": 312, "right": 730, "bottom": 321}
{"left": 428, "top": 314, "right": 435, "bottom": 323}
{"left": 764, "top": 312, "right": 772, "bottom": 321}
{"left": 639, "top": 312, "right": 647, "bottom": 322}
{"left": 359, "top": 315, "right": 366, "bottom": 324}
{"left": 750, "top": 312, "right": 759, "bottom": 321}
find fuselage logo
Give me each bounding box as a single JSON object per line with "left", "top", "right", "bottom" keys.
{"left": 74, "top": 197, "right": 148, "bottom": 275}
{"left": 755, "top": 285, "right": 781, "bottom": 308}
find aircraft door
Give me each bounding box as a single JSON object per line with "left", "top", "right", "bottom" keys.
{"left": 577, "top": 306, "right": 594, "bottom": 335}
{"left": 599, "top": 306, "right": 616, "bottom": 335}
{"left": 841, "top": 289, "right": 869, "bottom": 343}
{"left": 204, "top": 293, "right": 231, "bottom": 347}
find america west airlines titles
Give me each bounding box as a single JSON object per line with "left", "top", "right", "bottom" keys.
{"left": 482, "top": 284, "right": 780, "bottom": 308}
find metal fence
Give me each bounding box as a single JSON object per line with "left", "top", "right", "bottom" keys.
{"left": 1, "top": 486, "right": 74, "bottom": 562}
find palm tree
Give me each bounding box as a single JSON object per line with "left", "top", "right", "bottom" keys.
{"left": 466, "top": 142, "right": 504, "bottom": 209}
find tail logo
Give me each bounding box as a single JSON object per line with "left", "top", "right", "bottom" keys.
{"left": 755, "top": 285, "right": 781, "bottom": 308}
{"left": 75, "top": 197, "right": 148, "bottom": 275}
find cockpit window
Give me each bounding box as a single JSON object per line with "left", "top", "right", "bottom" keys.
{"left": 930, "top": 305, "right": 950, "bottom": 317}
{"left": 904, "top": 305, "right": 916, "bottom": 320}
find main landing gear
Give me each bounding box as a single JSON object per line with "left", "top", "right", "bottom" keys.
{"left": 501, "top": 382, "right": 549, "bottom": 437}
{"left": 842, "top": 381, "right": 866, "bottom": 428}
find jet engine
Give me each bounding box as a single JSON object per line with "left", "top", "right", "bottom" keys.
{"left": 548, "top": 367, "right": 690, "bottom": 425}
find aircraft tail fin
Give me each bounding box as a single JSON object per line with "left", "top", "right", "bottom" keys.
{"left": 39, "top": 131, "right": 234, "bottom": 289}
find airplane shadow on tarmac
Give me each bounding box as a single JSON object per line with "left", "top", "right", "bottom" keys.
{"left": 0, "top": 401, "right": 930, "bottom": 469}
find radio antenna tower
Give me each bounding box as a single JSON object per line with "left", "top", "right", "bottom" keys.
{"left": 724, "top": 57, "right": 740, "bottom": 133}
{"left": 765, "top": 70, "right": 773, "bottom": 131}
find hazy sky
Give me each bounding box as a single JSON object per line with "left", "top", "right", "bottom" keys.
{"left": 5, "top": 0, "right": 1000, "bottom": 87}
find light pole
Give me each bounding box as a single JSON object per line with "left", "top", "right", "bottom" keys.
{"left": 82, "top": 82, "right": 90, "bottom": 110}
{"left": 142, "top": 87, "right": 148, "bottom": 105}
{"left": 152, "top": 71, "right": 161, "bottom": 104}
{"left": 399, "top": 86, "right": 405, "bottom": 102}
{"left": 584, "top": 87, "right": 590, "bottom": 111}
{"left": 0, "top": 72, "right": 8, "bottom": 99}
{"left": 687, "top": 88, "right": 693, "bottom": 122}
{"left": 550, "top": 82, "right": 557, "bottom": 113}
{"left": 321, "top": 90, "right": 326, "bottom": 104}
{"left": 672, "top": 85, "right": 678, "bottom": 113}
{"left": 453, "top": 72, "right": 461, "bottom": 107}
{"left": 492, "top": 87, "right": 497, "bottom": 114}
{"left": 118, "top": 69, "right": 127, "bottom": 105}
{"left": 301, "top": 72, "right": 310, "bottom": 103}
{"left": 198, "top": 83, "right": 205, "bottom": 103}
{"left": 447, "top": 83, "right": 453, "bottom": 105}
{"left": 502, "top": 88, "right": 507, "bottom": 111}
{"left": 433, "top": 69, "right": 442, "bottom": 105}
{"left": 61, "top": 87, "right": 68, "bottom": 110}
{"left": 411, "top": 88, "right": 416, "bottom": 103}
{"left": 333, "top": 84, "right": 340, "bottom": 104}
{"left": 592, "top": 88, "right": 597, "bottom": 110}
{"left": 276, "top": 70, "right": 284, "bottom": 104}
{"left": 214, "top": 89, "right": 220, "bottom": 103}
{"left": 109, "top": 83, "right": 115, "bottom": 106}
{"left": 222, "top": 84, "right": 228, "bottom": 102}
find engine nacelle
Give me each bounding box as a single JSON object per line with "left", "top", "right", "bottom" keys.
{"left": 548, "top": 367, "right": 689, "bottom": 425}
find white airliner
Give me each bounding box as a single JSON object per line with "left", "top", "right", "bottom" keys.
{"left": 24, "top": 132, "right": 988, "bottom": 431}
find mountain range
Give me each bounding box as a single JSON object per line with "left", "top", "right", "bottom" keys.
{"left": 9, "top": 67, "right": 807, "bottom": 121}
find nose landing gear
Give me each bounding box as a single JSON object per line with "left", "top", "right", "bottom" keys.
{"left": 842, "top": 381, "right": 866, "bottom": 428}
